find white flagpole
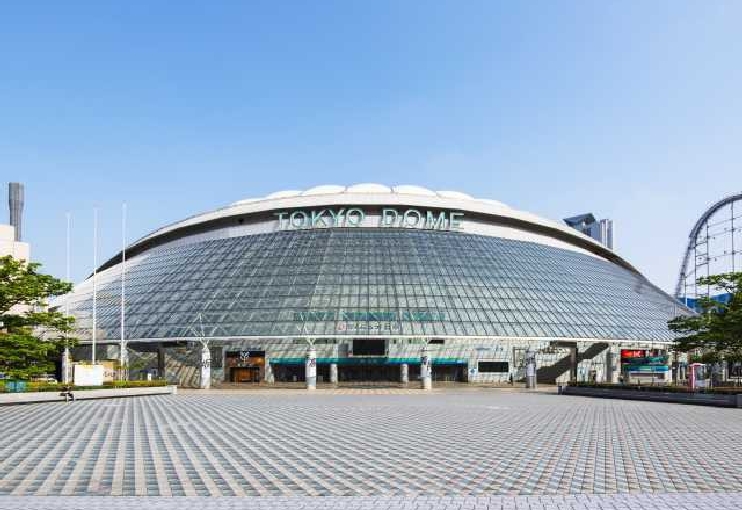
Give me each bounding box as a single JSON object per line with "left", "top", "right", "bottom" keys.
{"left": 66, "top": 212, "right": 71, "bottom": 300}
{"left": 92, "top": 207, "right": 98, "bottom": 365}
{"left": 120, "top": 203, "right": 127, "bottom": 380}
{"left": 65, "top": 212, "right": 71, "bottom": 319}
{"left": 63, "top": 212, "right": 72, "bottom": 384}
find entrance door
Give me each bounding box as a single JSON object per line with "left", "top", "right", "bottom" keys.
{"left": 432, "top": 365, "right": 465, "bottom": 382}
{"left": 224, "top": 350, "right": 266, "bottom": 383}
{"left": 230, "top": 366, "right": 260, "bottom": 383}
{"left": 273, "top": 364, "right": 305, "bottom": 382}
{"left": 338, "top": 364, "right": 399, "bottom": 385}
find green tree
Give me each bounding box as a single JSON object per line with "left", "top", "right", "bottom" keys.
{"left": 0, "top": 255, "right": 75, "bottom": 379}
{"left": 668, "top": 272, "right": 742, "bottom": 361}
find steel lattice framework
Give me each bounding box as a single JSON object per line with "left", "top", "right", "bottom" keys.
{"left": 675, "top": 192, "right": 742, "bottom": 301}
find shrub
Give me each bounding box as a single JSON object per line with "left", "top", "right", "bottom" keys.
{"left": 567, "top": 381, "right": 741, "bottom": 395}
{"left": 3, "top": 379, "right": 171, "bottom": 393}
{"left": 103, "top": 380, "right": 168, "bottom": 388}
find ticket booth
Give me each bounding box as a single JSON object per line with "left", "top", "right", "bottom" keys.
{"left": 620, "top": 349, "right": 670, "bottom": 384}
{"left": 688, "top": 363, "right": 710, "bottom": 390}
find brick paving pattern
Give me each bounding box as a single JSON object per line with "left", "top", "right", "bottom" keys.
{"left": 0, "top": 493, "right": 741, "bottom": 509}
{"left": 1, "top": 390, "right": 741, "bottom": 508}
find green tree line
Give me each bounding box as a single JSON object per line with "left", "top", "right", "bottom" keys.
{"left": 0, "top": 255, "right": 76, "bottom": 379}
{"left": 669, "top": 272, "right": 742, "bottom": 363}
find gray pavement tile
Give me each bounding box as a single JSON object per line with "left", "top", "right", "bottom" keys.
{"left": 0, "top": 391, "right": 741, "bottom": 499}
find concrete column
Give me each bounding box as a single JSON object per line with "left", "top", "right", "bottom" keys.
{"left": 400, "top": 363, "right": 409, "bottom": 384}
{"left": 467, "top": 361, "right": 476, "bottom": 384}
{"left": 199, "top": 344, "right": 211, "bottom": 389}
{"left": 606, "top": 350, "right": 616, "bottom": 383}
{"left": 420, "top": 347, "right": 432, "bottom": 390}
{"left": 526, "top": 347, "right": 537, "bottom": 389}
{"left": 119, "top": 342, "right": 129, "bottom": 381}
{"left": 61, "top": 346, "right": 72, "bottom": 384}
{"left": 306, "top": 347, "right": 317, "bottom": 390}
{"left": 157, "top": 343, "right": 165, "bottom": 379}
{"left": 329, "top": 343, "right": 338, "bottom": 385}
{"left": 264, "top": 358, "right": 274, "bottom": 384}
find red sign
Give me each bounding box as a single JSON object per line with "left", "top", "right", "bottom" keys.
{"left": 621, "top": 349, "right": 646, "bottom": 359}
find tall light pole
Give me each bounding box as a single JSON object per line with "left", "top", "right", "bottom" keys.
{"left": 92, "top": 207, "right": 98, "bottom": 364}
{"left": 119, "top": 203, "right": 127, "bottom": 380}
{"left": 62, "top": 212, "right": 72, "bottom": 384}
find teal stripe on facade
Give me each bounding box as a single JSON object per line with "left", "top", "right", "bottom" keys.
{"left": 270, "top": 357, "right": 467, "bottom": 366}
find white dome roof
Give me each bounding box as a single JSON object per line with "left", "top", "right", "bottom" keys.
{"left": 133, "top": 183, "right": 628, "bottom": 274}
{"left": 392, "top": 185, "right": 437, "bottom": 197}
{"left": 477, "top": 198, "right": 510, "bottom": 209}
{"left": 231, "top": 197, "right": 261, "bottom": 206}
{"left": 436, "top": 190, "right": 473, "bottom": 200}
{"left": 346, "top": 183, "right": 392, "bottom": 193}
{"left": 233, "top": 184, "right": 491, "bottom": 204}
{"left": 302, "top": 184, "right": 346, "bottom": 196}
{"left": 265, "top": 190, "right": 302, "bottom": 199}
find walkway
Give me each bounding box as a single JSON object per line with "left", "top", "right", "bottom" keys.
{"left": 1, "top": 390, "right": 740, "bottom": 508}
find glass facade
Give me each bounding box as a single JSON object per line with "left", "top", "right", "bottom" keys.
{"left": 66, "top": 228, "right": 683, "bottom": 343}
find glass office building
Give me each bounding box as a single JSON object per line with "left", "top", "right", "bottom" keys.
{"left": 62, "top": 184, "right": 689, "bottom": 386}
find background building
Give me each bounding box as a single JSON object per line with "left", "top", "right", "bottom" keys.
{"left": 60, "top": 184, "right": 687, "bottom": 386}
{"left": 564, "top": 213, "right": 614, "bottom": 250}
{"left": 1, "top": 183, "right": 29, "bottom": 260}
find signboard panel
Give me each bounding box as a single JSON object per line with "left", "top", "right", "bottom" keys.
{"left": 101, "top": 360, "right": 117, "bottom": 382}
{"left": 225, "top": 350, "right": 266, "bottom": 368}
{"left": 621, "top": 349, "right": 646, "bottom": 359}
{"left": 74, "top": 364, "right": 105, "bottom": 386}
{"left": 274, "top": 208, "right": 464, "bottom": 231}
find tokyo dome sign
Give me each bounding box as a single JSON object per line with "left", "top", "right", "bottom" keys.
{"left": 275, "top": 208, "right": 464, "bottom": 231}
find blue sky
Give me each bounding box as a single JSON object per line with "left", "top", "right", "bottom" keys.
{"left": 2, "top": 1, "right": 741, "bottom": 292}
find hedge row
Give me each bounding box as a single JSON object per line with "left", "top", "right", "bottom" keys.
{"left": 1, "top": 380, "right": 170, "bottom": 393}
{"left": 567, "top": 382, "right": 742, "bottom": 395}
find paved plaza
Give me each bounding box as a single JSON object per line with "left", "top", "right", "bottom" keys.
{"left": 1, "top": 389, "right": 741, "bottom": 508}
{"left": 0, "top": 493, "right": 741, "bottom": 509}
